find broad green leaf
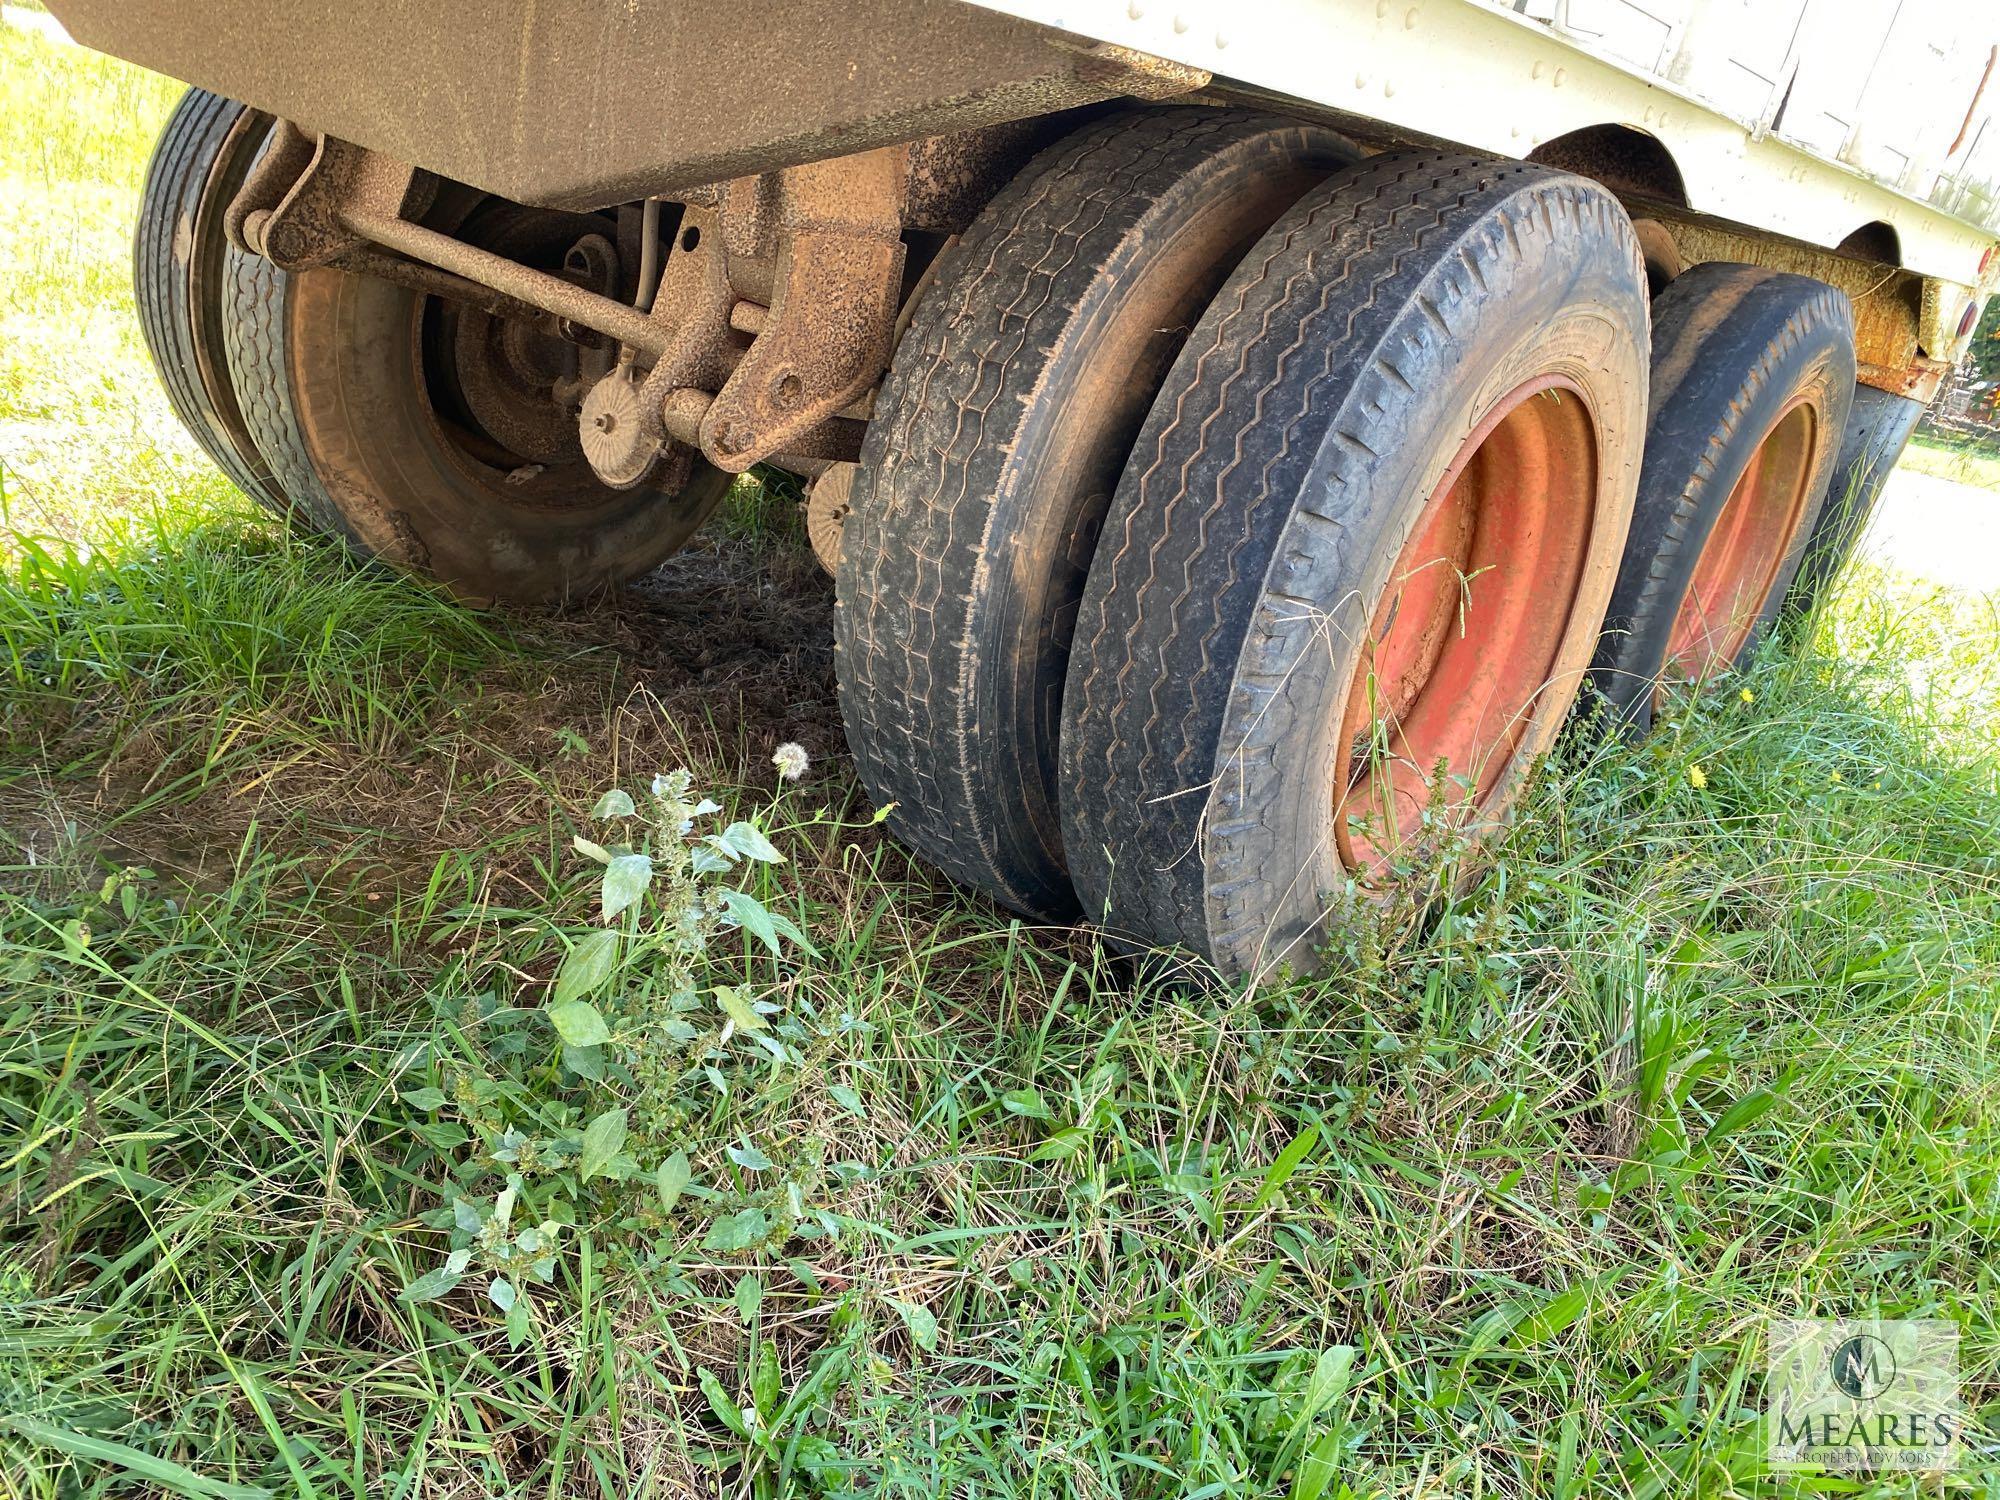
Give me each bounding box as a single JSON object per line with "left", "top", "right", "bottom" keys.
{"left": 1506, "top": 1282, "right": 1594, "bottom": 1347}
{"left": 553, "top": 928, "right": 619, "bottom": 1005}
{"left": 829, "top": 1083, "right": 866, "bottom": 1116}
{"left": 548, "top": 1000, "right": 611, "bottom": 1048}
{"left": 1462, "top": 1300, "right": 1527, "bottom": 1361}
{"left": 400, "top": 1265, "right": 461, "bottom": 1303}
{"left": 505, "top": 1296, "right": 531, "bottom": 1349}
{"left": 1289, "top": 1428, "right": 1344, "bottom": 1500}
{"left": 1703, "top": 1086, "right": 1782, "bottom": 1146}
{"left": 593, "top": 789, "right": 636, "bottom": 818}
{"left": 690, "top": 845, "right": 734, "bottom": 876}
{"left": 728, "top": 1141, "right": 773, "bottom": 1171}
{"left": 752, "top": 1339, "right": 782, "bottom": 1416}
{"left": 1248, "top": 1123, "right": 1321, "bottom": 1213}
{"left": 1297, "top": 1345, "right": 1356, "bottom": 1426}
{"left": 719, "top": 820, "right": 785, "bottom": 864}
{"left": 716, "top": 985, "right": 767, "bottom": 1033}
{"left": 572, "top": 835, "right": 613, "bottom": 864}
{"left": 720, "top": 890, "right": 817, "bottom": 956}
{"left": 1001, "top": 1088, "right": 1052, "bottom": 1120}
{"left": 563, "top": 1041, "right": 605, "bottom": 1081}
{"left": 887, "top": 1297, "right": 938, "bottom": 1353}
{"left": 735, "top": 1273, "right": 763, "bottom": 1322}
{"left": 702, "top": 1206, "right": 770, "bottom": 1252}
{"left": 720, "top": 890, "right": 780, "bottom": 954}
{"left": 1030, "top": 1127, "right": 1091, "bottom": 1162}
{"left": 656, "top": 1150, "right": 691, "bottom": 1212}
{"left": 401, "top": 1086, "right": 448, "bottom": 1111}
{"left": 698, "top": 1366, "right": 750, "bottom": 1436}
{"left": 601, "top": 853, "right": 654, "bottom": 922}
{"left": 488, "top": 1276, "right": 516, "bottom": 1312}
{"left": 580, "top": 1107, "right": 628, "bottom": 1181}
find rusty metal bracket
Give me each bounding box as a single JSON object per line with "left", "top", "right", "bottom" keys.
{"left": 229, "top": 131, "right": 920, "bottom": 474}
{"left": 223, "top": 119, "right": 314, "bottom": 253}
{"left": 1640, "top": 206, "right": 1947, "bottom": 399}
{"left": 694, "top": 148, "right": 908, "bottom": 472}
{"left": 577, "top": 204, "right": 737, "bottom": 487}
{"left": 240, "top": 134, "right": 426, "bottom": 270}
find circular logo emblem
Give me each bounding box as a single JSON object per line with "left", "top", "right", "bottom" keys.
{"left": 1830, "top": 1334, "right": 1897, "bottom": 1399}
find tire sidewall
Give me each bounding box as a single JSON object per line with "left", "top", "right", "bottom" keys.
{"left": 1595, "top": 274, "right": 1854, "bottom": 727}
{"left": 966, "top": 128, "right": 1356, "bottom": 913}
{"left": 1206, "top": 198, "right": 1648, "bottom": 975}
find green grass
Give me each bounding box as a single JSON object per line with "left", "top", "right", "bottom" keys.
{"left": 1900, "top": 433, "right": 2000, "bottom": 492}
{"left": 5, "top": 22, "right": 2000, "bottom": 1499}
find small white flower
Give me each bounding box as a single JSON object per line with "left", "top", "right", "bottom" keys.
{"left": 772, "top": 742, "right": 809, "bottom": 782}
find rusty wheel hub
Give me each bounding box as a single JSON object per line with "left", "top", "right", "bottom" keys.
{"left": 1333, "top": 376, "right": 1598, "bottom": 872}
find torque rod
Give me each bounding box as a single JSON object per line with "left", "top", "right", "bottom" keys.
{"left": 341, "top": 207, "right": 672, "bottom": 358}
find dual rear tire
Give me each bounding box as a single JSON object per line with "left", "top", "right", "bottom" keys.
{"left": 136, "top": 89, "right": 732, "bottom": 603}
{"left": 840, "top": 126, "right": 1866, "bottom": 981}
{"left": 842, "top": 133, "right": 1655, "bottom": 976}
{"left": 835, "top": 108, "right": 1363, "bottom": 920}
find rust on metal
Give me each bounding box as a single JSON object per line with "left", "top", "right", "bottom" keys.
{"left": 1333, "top": 377, "right": 1597, "bottom": 874}
{"left": 343, "top": 208, "right": 673, "bottom": 355}
{"left": 1662, "top": 397, "right": 1819, "bottom": 685}
{"left": 806, "top": 462, "right": 858, "bottom": 574}
{"left": 240, "top": 133, "right": 424, "bottom": 268}
{"left": 223, "top": 118, "right": 313, "bottom": 252}
{"left": 325, "top": 246, "right": 552, "bottom": 324}
{"left": 1639, "top": 207, "right": 1942, "bottom": 398}
{"left": 698, "top": 147, "right": 908, "bottom": 472}
{"left": 221, "top": 112, "right": 1105, "bottom": 479}
{"left": 1067, "top": 41, "right": 1212, "bottom": 100}
{"left": 905, "top": 121, "right": 1057, "bottom": 231}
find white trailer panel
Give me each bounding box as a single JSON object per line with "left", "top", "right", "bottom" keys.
{"left": 966, "top": 0, "right": 1998, "bottom": 303}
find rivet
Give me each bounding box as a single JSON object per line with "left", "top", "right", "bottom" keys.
{"left": 1173, "top": 12, "right": 1189, "bottom": 32}
{"left": 1355, "top": 72, "right": 1368, "bottom": 88}
{"left": 1127, "top": 0, "right": 1143, "bottom": 17}
{"left": 1405, "top": 6, "right": 1419, "bottom": 26}
{"left": 1532, "top": 60, "right": 1546, "bottom": 79}
{"left": 1214, "top": 30, "right": 1229, "bottom": 48}
{"left": 1553, "top": 67, "right": 1567, "bottom": 86}
{"left": 1384, "top": 79, "right": 1397, "bottom": 97}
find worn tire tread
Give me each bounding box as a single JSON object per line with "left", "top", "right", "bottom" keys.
{"left": 835, "top": 107, "right": 1349, "bottom": 916}
{"left": 1062, "top": 153, "right": 1648, "bottom": 973}
{"left": 134, "top": 89, "right": 288, "bottom": 513}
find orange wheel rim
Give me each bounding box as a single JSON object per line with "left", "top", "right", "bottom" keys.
{"left": 1662, "top": 398, "right": 1819, "bottom": 688}
{"left": 1333, "top": 376, "right": 1598, "bottom": 873}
